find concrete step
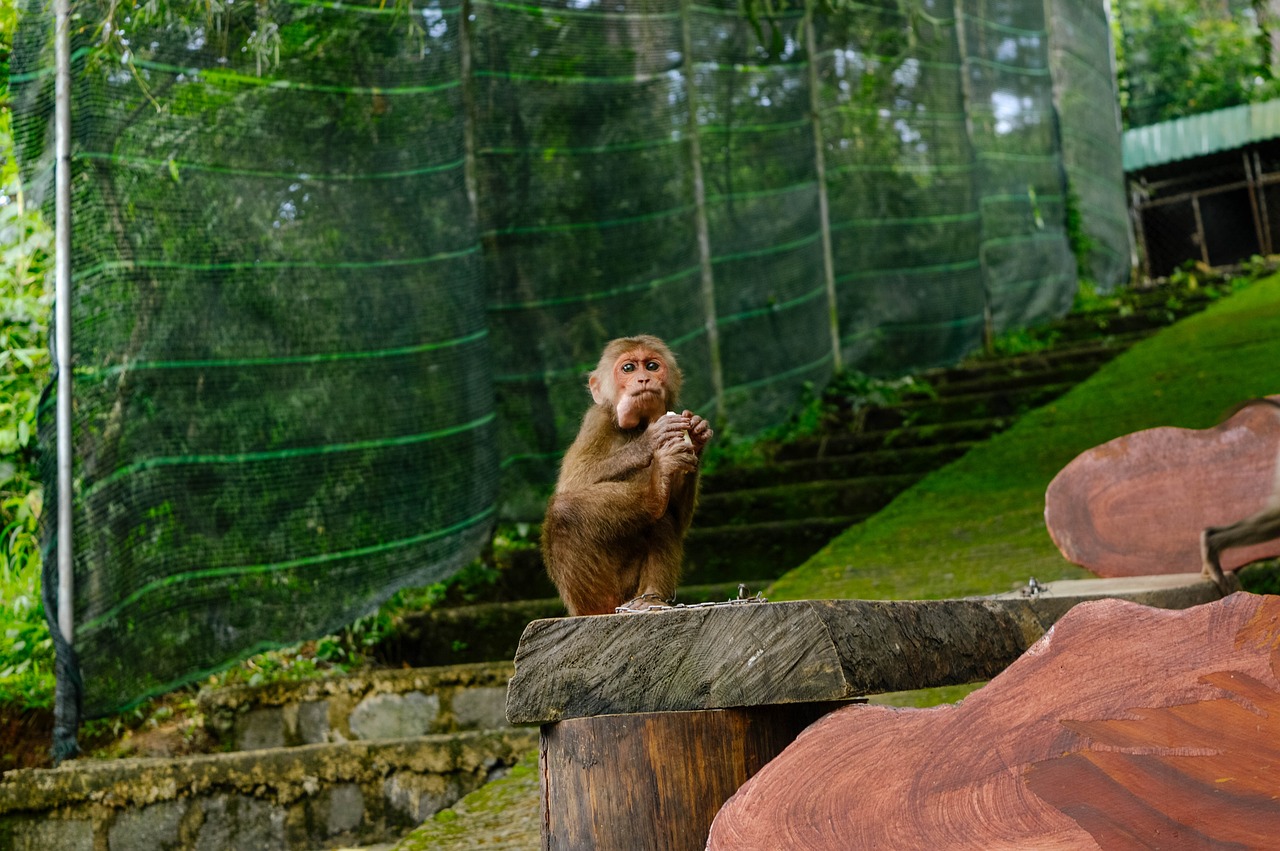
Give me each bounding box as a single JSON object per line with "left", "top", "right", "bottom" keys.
{"left": 695, "top": 474, "right": 920, "bottom": 527}
{"left": 842, "top": 382, "right": 1078, "bottom": 432}
{"left": 775, "top": 416, "right": 1014, "bottom": 459}
{"left": 0, "top": 728, "right": 536, "bottom": 851}
{"left": 704, "top": 442, "right": 976, "bottom": 491}
{"left": 683, "top": 517, "right": 864, "bottom": 585}
{"left": 915, "top": 360, "right": 1110, "bottom": 399}
{"left": 1049, "top": 301, "right": 1209, "bottom": 341}
{"left": 374, "top": 582, "right": 755, "bottom": 671}
{"left": 471, "top": 515, "right": 866, "bottom": 604}
{"left": 924, "top": 338, "right": 1137, "bottom": 387}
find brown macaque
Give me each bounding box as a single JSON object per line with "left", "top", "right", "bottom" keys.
{"left": 1201, "top": 398, "right": 1280, "bottom": 593}
{"left": 541, "top": 335, "right": 713, "bottom": 615}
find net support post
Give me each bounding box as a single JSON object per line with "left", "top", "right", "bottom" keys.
{"left": 952, "top": 1, "right": 995, "bottom": 353}
{"left": 51, "top": 0, "right": 82, "bottom": 763}
{"left": 804, "top": 0, "right": 842, "bottom": 376}
{"left": 679, "top": 0, "right": 726, "bottom": 426}
{"left": 54, "top": 0, "right": 74, "bottom": 651}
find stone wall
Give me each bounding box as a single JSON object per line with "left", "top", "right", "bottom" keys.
{"left": 0, "top": 728, "right": 536, "bottom": 850}
{"left": 198, "top": 661, "right": 515, "bottom": 752}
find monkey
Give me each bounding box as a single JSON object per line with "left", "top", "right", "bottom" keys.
{"left": 541, "top": 335, "right": 713, "bottom": 616}
{"left": 1200, "top": 398, "right": 1280, "bottom": 594}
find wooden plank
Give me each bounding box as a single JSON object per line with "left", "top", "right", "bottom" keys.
{"left": 708, "top": 592, "right": 1280, "bottom": 849}
{"left": 542, "top": 704, "right": 840, "bottom": 851}
{"left": 1046, "top": 397, "right": 1280, "bottom": 577}
{"left": 505, "top": 575, "right": 1224, "bottom": 725}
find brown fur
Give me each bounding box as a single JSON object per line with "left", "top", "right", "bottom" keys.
{"left": 1201, "top": 398, "right": 1280, "bottom": 592}
{"left": 542, "top": 336, "right": 713, "bottom": 615}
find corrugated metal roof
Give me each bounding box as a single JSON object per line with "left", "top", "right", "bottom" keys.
{"left": 1122, "top": 99, "right": 1280, "bottom": 172}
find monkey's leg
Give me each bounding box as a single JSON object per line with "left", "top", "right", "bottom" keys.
{"left": 617, "top": 522, "right": 681, "bottom": 612}
{"left": 1201, "top": 504, "right": 1280, "bottom": 593}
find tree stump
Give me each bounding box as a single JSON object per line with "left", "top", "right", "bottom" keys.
{"left": 541, "top": 704, "right": 840, "bottom": 851}
{"left": 708, "top": 592, "right": 1280, "bottom": 849}
{"left": 1045, "top": 397, "right": 1280, "bottom": 577}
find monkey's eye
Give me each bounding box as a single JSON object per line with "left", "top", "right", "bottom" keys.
{"left": 645, "top": 361, "right": 660, "bottom": 371}
{"left": 621, "top": 362, "right": 636, "bottom": 373}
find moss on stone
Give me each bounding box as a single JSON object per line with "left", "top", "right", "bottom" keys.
{"left": 395, "top": 749, "right": 541, "bottom": 849}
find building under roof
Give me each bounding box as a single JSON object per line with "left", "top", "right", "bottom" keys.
{"left": 1123, "top": 99, "right": 1280, "bottom": 277}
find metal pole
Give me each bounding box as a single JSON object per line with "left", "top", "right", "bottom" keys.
{"left": 54, "top": 0, "right": 74, "bottom": 645}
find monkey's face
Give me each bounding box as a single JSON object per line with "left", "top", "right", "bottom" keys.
{"left": 596, "top": 346, "right": 672, "bottom": 429}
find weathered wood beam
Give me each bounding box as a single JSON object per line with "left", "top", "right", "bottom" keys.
{"left": 506, "top": 574, "right": 1224, "bottom": 725}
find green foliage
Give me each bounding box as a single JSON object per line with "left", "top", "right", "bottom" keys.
{"left": 1063, "top": 189, "right": 1094, "bottom": 279}
{"left": 702, "top": 372, "right": 933, "bottom": 473}
{"left": 0, "top": 107, "right": 53, "bottom": 711}
{"left": 1116, "top": 0, "right": 1279, "bottom": 128}
{"left": 984, "top": 325, "right": 1061, "bottom": 358}
{"left": 1239, "top": 560, "right": 1280, "bottom": 595}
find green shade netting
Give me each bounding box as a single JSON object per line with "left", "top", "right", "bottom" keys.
{"left": 11, "top": 0, "right": 1129, "bottom": 717}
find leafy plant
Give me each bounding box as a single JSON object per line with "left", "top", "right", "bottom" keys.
{"left": 0, "top": 108, "right": 54, "bottom": 711}
{"left": 1115, "top": 0, "right": 1279, "bottom": 128}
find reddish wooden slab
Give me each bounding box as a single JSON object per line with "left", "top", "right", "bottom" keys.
{"left": 1045, "top": 398, "right": 1280, "bottom": 577}
{"left": 708, "top": 593, "right": 1280, "bottom": 850}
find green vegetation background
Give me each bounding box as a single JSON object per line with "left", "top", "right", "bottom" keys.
{"left": 769, "top": 272, "right": 1280, "bottom": 603}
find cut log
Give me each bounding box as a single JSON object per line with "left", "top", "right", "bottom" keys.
{"left": 541, "top": 704, "right": 839, "bottom": 851}
{"left": 505, "top": 575, "right": 1223, "bottom": 725}
{"left": 708, "top": 592, "right": 1280, "bottom": 850}
{"left": 1045, "top": 397, "right": 1280, "bottom": 577}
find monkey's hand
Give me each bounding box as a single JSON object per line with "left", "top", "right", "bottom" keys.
{"left": 652, "top": 412, "right": 698, "bottom": 477}
{"left": 682, "top": 410, "right": 714, "bottom": 456}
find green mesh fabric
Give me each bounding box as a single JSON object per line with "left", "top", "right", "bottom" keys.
{"left": 12, "top": 0, "right": 1130, "bottom": 717}
{"left": 1047, "top": 0, "right": 1132, "bottom": 284}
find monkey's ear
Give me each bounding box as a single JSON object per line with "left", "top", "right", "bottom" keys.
{"left": 588, "top": 373, "right": 608, "bottom": 405}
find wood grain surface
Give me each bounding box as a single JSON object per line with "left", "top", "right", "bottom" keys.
{"left": 506, "top": 576, "right": 1223, "bottom": 725}
{"left": 708, "top": 592, "right": 1280, "bottom": 850}
{"left": 1045, "top": 398, "right": 1280, "bottom": 577}
{"left": 542, "top": 705, "right": 839, "bottom": 851}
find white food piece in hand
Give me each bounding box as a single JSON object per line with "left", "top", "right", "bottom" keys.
{"left": 667, "top": 411, "right": 694, "bottom": 446}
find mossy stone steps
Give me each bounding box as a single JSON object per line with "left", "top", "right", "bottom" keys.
{"left": 704, "top": 442, "right": 977, "bottom": 490}
{"left": 775, "top": 417, "right": 1014, "bottom": 459}
{"left": 376, "top": 582, "right": 747, "bottom": 670}
{"left": 1049, "top": 301, "right": 1213, "bottom": 341}
{"left": 683, "top": 518, "right": 858, "bottom": 585}
{"left": 845, "top": 382, "right": 1079, "bottom": 431}
{"left": 695, "top": 475, "right": 920, "bottom": 527}
{"left": 492, "top": 517, "right": 856, "bottom": 593}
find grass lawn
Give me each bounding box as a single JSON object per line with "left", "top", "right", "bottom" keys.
{"left": 768, "top": 272, "right": 1280, "bottom": 603}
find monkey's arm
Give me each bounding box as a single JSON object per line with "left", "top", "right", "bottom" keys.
{"left": 663, "top": 411, "right": 710, "bottom": 532}
{"left": 551, "top": 410, "right": 693, "bottom": 538}
{"left": 666, "top": 470, "right": 700, "bottom": 533}
{"left": 556, "top": 406, "right": 656, "bottom": 488}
